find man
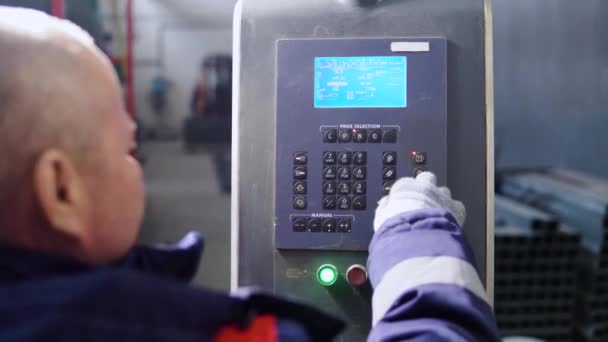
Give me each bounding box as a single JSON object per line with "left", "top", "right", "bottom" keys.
{"left": 0, "top": 7, "right": 499, "bottom": 341}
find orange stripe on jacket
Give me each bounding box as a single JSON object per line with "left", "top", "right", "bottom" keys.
{"left": 215, "top": 315, "right": 278, "bottom": 342}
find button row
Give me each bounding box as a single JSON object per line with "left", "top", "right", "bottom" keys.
{"left": 323, "top": 196, "right": 366, "bottom": 210}
{"left": 323, "top": 128, "right": 397, "bottom": 143}
{"left": 323, "top": 151, "right": 367, "bottom": 165}
{"left": 293, "top": 152, "right": 308, "bottom": 210}
{"left": 293, "top": 217, "right": 352, "bottom": 233}
{"left": 382, "top": 151, "right": 397, "bottom": 195}
{"left": 322, "top": 166, "right": 367, "bottom": 180}
{"left": 323, "top": 181, "right": 366, "bottom": 195}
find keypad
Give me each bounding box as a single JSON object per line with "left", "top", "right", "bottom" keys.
{"left": 290, "top": 126, "right": 432, "bottom": 236}
{"left": 321, "top": 151, "right": 367, "bottom": 213}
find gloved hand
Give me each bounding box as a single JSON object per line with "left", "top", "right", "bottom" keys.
{"left": 373, "top": 172, "right": 465, "bottom": 231}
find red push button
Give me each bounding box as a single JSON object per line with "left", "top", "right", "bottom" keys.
{"left": 346, "top": 264, "right": 368, "bottom": 286}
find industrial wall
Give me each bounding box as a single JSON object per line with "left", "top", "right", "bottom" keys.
{"left": 99, "top": 0, "right": 233, "bottom": 136}
{"left": 494, "top": 0, "right": 608, "bottom": 178}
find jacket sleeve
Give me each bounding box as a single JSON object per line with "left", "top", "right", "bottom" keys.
{"left": 367, "top": 208, "right": 500, "bottom": 342}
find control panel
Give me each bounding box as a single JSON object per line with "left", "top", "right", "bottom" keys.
{"left": 275, "top": 38, "right": 447, "bottom": 250}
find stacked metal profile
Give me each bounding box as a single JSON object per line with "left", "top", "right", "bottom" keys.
{"left": 499, "top": 169, "right": 608, "bottom": 342}
{"left": 495, "top": 195, "right": 580, "bottom": 342}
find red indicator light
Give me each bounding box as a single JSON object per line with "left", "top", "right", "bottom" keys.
{"left": 346, "top": 264, "right": 368, "bottom": 286}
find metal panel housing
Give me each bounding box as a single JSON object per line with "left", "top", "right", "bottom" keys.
{"left": 232, "top": 0, "right": 493, "bottom": 338}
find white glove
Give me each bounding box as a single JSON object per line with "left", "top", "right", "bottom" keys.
{"left": 373, "top": 172, "right": 466, "bottom": 232}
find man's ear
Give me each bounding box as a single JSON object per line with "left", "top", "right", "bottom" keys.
{"left": 32, "top": 149, "right": 89, "bottom": 241}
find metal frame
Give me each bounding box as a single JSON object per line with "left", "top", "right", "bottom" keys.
{"left": 231, "top": 0, "right": 495, "bottom": 300}
{"left": 484, "top": 0, "right": 495, "bottom": 304}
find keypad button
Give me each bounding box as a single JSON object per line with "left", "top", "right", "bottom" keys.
{"left": 338, "top": 219, "right": 352, "bottom": 233}
{"left": 414, "top": 167, "right": 426, "bottom": 177}
{"left": 338, "top": 167, "right": 352, "bottom": 180}
{"left": 353, "top": 196, "right": 366, "bottom": 210}
{"left": 293, "top": 152, "right": 307, "bottom": 165}
{"left": 323, "top": 196, "right": 337, "bottom": 210}
{"left": 412, "top": 152, "right": 427, "bottom": 165}
{"left": 323, "top": 167, "right": 337, "bottom": 180}
{"left": 294, "top": 166, "right": 307, "bottom": 180}
{"left": 353, "top": 167, "right": 366, "bottom": 180}
{"left": 383, "top": 181, "right": 395, "bottom": 195}
{"left": 383, "top": 167, "right": 397, "bottom": 180}
{"left": 382, "top": 128, "right": 398, "bottom": 143}
{"left": 353, "top": 129, "right": 367, "bottom": 143}
{"left": 338, "top": 152, "right": 352, "bottom": 165}
{"left": 338, "top": 129, "right": 352, "bottom": 143}
{"left": 368, "top": 129, "right": 382, "bottom": 143}
{"left": 323, "top": 129, "right": 337, "bottom": 143}
{"left": 353, "top": 181, "right": 366, "bottom": 195}
{"left": 307, "top": 219, "right": 322, "bottom": 232}
{"left": 337, "top": 196, "right": 351, "bottom": 210}
{"left": 383, "top": 152, "right": 397, "bottom": 165}
{"left": 338, "top": 181, "right": 351, "bottom": 195}
{"left": 322, "top": 218, "right": 337, "bottom": 232}
{"left": 323, "top": 181, "right": 337, "bottom": 195}
{"left": 293, "top": 218, "right": 307, "bottom": 232}
{"left": 293, "top": 196, "right": 307, "bottom": 209}
{"left": 323, "top": 151, "right": 337, "bottom": 165}
{"left": 353, "top": 151, "right": 367, "bottom": 165}
{"left": 293, "top": 181, "right": 306, "bottom": 194}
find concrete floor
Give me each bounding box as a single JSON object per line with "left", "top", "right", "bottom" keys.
{"left": 138, "top": 141, "right": 230, "bottom": 291}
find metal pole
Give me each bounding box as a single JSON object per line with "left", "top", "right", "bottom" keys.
{"left": 126, "top": 0, "right": 135, "bottom": 117}
{"left": 50, "top": 0, "right": 65, "bottom": 18}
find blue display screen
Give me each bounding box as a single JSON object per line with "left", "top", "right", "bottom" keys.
{"left": 314, "top": 56, "right": 407, "bottom": 108}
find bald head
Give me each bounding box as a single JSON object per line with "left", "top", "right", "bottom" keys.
{"left": 0, "top": 7, "right": 143, "bottom": 264}
{"left": 0, "top": 7, "right": 113, "bottom": 210}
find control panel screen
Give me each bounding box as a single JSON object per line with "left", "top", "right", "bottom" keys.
{"left": 314, "top": 56, "right": 407, "bottom": 108}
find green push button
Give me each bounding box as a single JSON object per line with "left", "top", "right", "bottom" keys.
{"left": 317, "top": 264, "right": 338, "bottom": 286}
